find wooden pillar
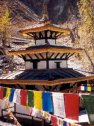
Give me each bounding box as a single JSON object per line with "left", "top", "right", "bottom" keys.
{"left": 46, "top": 52, "right": 49, "bottom": 69}
{"left": 14, "top": 103, "right": 16, "bottom": 116}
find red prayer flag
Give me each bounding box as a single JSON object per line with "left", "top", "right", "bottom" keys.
{"left": 20, "top": 89, "right": 27, "bottom": 106}
{"left": 51, "top": 116, "right": 58, "bottom": 126}
{"left": 0, "top": 86, "right": 3, "bottom": 99}
{"left": 64, "top": 93, "right": 79, "bottom": 120}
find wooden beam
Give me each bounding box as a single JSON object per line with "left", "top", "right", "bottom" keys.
{"left": 25, "top": 58, "right": 66, "bottom": 62}
{"left": 65, "top": 53, "right": 71, "bottom": 59}
{"left": 56, "top": 32, "right": 63, "bottom": 38}
{"left": 45, "top": 30, "right": 48, "bottom": 44}
{"left": 49, "top": 52, "right": 55, "bottom": 58}
{"left": 27, "top": 54, "right": 33, "bottom": 60}
{"left": 28, "top": 54, "right": 33, "bottom": 59}
{"left": 27, "top": 33, "right": 33, "bottom": 38}
{"left": 46, "top": 52, "right": 49, "bottom": 69}
{"left": 50, "top": 31, "right": 56, "bottom": 38}
{"left": 39, "top": 32, "right": 43, "bottom": 38}
{"left": 60, "top": 53, "right": 66, "bottom": 59}
{"left": 39, "top": 53, "right": 45, "bottom": 59}
{"left": 21, "top": 55, "right": 26, "bottom": 61}
{"left": 18, "top": 55, "right": 22, "bottom": 58}
{"left": 67, "top": 53, "right": 75, "bottom": 58}
{"left": 54, "top": 53, "right": 60, "bottom": 59}
{"left": 34, "top": 54, "right": 40, "bottom": 59}
{"left": 32, "top": 33, "right": 37, "bottom": 39}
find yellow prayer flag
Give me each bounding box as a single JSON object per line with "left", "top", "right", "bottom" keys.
{"left": 87, "top": 86, "right": 91, "bottom": 91}
{"left": 34, "top": 91, "right": 42, "bottom": 110}
{"left": 6, "top": 88, "right": 11, "bottom": 99}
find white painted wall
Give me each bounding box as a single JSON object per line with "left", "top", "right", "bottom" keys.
{"left": 48, "top": 39, "right": 55, "bottom": 45}
{"left": 25, "top": 60, "right": 67, "bottom": 70}
{"left": 49, "top": 60, "right": 67, "bottom": 69}
{"left": 49, "top": 61, "right": 56, "bottom": 69}
{"left": 38, "top": 61, "right": 46, "bottom": 69}
{"left": 25, "top": 61, "right": 33, "bottom": 70}
{"left": 61, "top": 60, "right": 67, "bottom": 68}
{"left": 36, "top": 39, "right": 55, "bottom": 45}
{"left": 36, "top": 39, "right": 45, "bottom": 45}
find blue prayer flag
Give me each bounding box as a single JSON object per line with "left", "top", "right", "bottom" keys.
{"left": 9, "top": 88, "right": 15, "bottom": 102}
{"left": 42, "top": 92, "right": 53, "bottom": 113}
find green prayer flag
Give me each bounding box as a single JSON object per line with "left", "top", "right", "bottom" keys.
{"left": 27, "top": 90, "right": 34, "bottom": 107}
{"left": 3, "top": 88, "right": 7, "bottom": 98}
{"left": 91, "top": 87, "right": 94, "bottom": 91}
{"left": 82, "top": 95, "right": 94, "bottom": 124}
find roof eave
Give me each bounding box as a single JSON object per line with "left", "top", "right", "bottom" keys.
{"left": 8, "top": 48, "right": 82, "bottom": 56}
{"left": 0, "top": 75, "right": 94, "bottom": 86}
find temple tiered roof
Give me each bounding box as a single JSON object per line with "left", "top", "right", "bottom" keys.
{"left": 8, "top": 44, "right": 82, "bottom": 56}
{"left": 19, "top": 24, "right": 70, "bottom": 38}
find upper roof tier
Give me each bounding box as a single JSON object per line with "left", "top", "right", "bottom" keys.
{"left": 19, "top": 24, "right": 70, "bottom": 38}
{"left": 19, "top": 4, "right": 70, "bottom": 38}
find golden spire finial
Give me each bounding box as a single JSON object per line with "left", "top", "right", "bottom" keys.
{"left": 40, "top": 3, "right": 51, "bottom": 24}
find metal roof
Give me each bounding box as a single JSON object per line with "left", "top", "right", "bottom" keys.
{"left": 15, "top": 68, "right": 85, "bottom": 81}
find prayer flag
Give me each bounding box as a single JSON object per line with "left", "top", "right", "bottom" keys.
{"left": 80, "top": 86, "right": 84, "bottom": 91}
{"left": 52, "top": 92, "right": 65, "bottom": 118}
{"left": 51, "top": 116, "right": 58, "bottom": 126}
{"left": 62, "top": 121, "right": 71, "bottom": 126}
{"left": 63, "top": 121, "right": 67, "bottom": 126}
{"left": 3, "top": 87, "right": 7, "bottom": 98}
{"left": 82, "top": 95, "right": 94, "bottom": 124}
{"left": 42, "top": 92, "right": 53, "bottom": 112}
{"left": 27, "top": 90, "right": 34, "bottom": 107}
{"left": 20, "top": 89, "right": 27, "bottom": 106}
{"left": 34, "top": 91, "right": 42, "bottom": 110}
{"left": 91, "top": 87, "right": 94, "bottom": 91}
{"left": 84, "top": 86, "right": 87, "bottom": 91}
{"left": 9, "top": 88, "right": 15, "bottom": 102}
{"left": 0, "top": 86, "right": 3, "bottom": 99}
{"left": 64, "top": 94, "right": 79, "bottom": 120}
{"left": 5, "top": 88, "right": 11, "bottom": 99}
{"left": 13, "top": 89, "right": 21, "bottom": 104}
{"left": 87, "top": 86, "right": 91, "bottom": 92}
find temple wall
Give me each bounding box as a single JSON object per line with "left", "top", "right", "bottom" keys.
{"left": 49, "top": 60, "right": 67, "bottom": 69}
{"left": 25, "top": 61, "right": 33, "bottom": 69}
{"left": 38, "top": 61, "right": 46, "bottom": 69}
{"left": 25, "top": 60, "right": 67, "bottom": 70}
{"left": 36, "top": 39, "right": 55, "bottom": 45}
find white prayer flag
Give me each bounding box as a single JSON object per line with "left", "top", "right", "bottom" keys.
{"left": 13, "top": 89, "right": 21, "bottom": 104}
{"left": 52, "top": 92, "right": 65, "bottom": 118}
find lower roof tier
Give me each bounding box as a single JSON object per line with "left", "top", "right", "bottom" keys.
{"left": 1, "top": 68, "right": 94, "bottom": 86}
{"left": 15, "top": 68, "right": 84, "bottom": 81}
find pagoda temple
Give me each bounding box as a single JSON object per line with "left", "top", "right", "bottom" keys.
{"left": 0, "top": 3, "right": 94, "bottom": 126}
{"left": 1, "top": 4, "right": 94, "bottom": 92}
{"left": 1, "top": 4, "right": 85, "bottom": 92}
